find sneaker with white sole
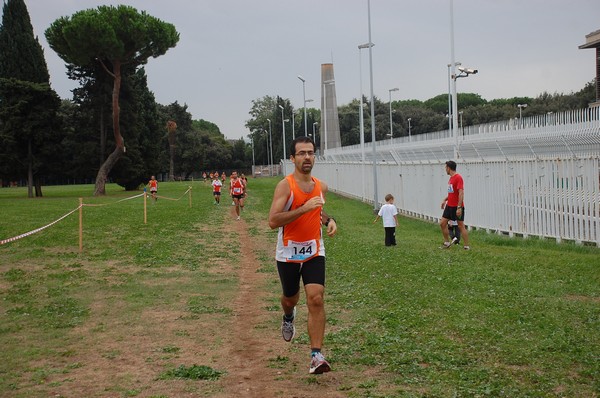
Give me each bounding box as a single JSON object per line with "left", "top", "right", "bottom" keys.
{"left": 439, "top": 241, "right": 452, "bottom": 249}
{"left": 281, "top": 307, "right": 296, "bottom": 342}
{"left": 463, "top": 245, "right": 471, "bottom": 250}
{"left": 309, "top": 352, "right": 331, "bottom": 374}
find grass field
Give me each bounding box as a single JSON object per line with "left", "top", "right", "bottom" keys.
{"left": 1, "top": 179, "right": 599, "bottom": 397}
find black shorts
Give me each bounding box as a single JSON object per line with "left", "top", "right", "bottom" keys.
{"left": 232, "top": 194, "right": 244, "bottom": 200}
{"left": 277, "top": 256, "right": 325, "bottom": 298}
{"left": 213, "top": 191, "right": 221, "bottom": 196}
{"left": 442, "top": 205, "right": 465, "bottom": 222}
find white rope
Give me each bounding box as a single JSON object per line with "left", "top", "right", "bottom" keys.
{"left": 1, "top": 205, "right": 82, "bottom": 245}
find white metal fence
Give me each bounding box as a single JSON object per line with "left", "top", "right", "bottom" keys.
{"left": 306, "top": 107, "right": 600, "bottom": 246}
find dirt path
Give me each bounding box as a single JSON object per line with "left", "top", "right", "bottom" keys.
{"left": 213, "top": 206, "right": 349, "bottom": 398}
{"left": 26, "top": 200, "right": 354, "bottom": 398}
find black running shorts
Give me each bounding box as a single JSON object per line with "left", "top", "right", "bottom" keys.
{"left": 277, "top": 256, "right": 325, "bottom": 298}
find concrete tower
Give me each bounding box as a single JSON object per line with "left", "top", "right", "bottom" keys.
{"left": 320, "top": 63, "right": 341, "bottom": 154}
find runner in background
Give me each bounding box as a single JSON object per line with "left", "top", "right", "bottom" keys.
{"left": 230, "top": 171, "right": 246, "bottom": 220}
{"left": 212, "top": 174, "right": 223, "bottom": 205}
{"left": 148, "top": 176, "right": 158, "bottom": 202}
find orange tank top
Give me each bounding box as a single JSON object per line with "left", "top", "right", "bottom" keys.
{"left": 275, "top": 175, "right": 325, "bottom": 262}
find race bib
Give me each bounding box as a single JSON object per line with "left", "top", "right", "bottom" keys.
{"left": 283, "top": 239, "right": 317, "bottom": 261}
{"left": 233, "top": 187, "right": 243, "bottom": 194}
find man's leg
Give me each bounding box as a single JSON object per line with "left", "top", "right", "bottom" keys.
{"left": 305, "top": 283, "right": 325, "bottom": 351}
{"left": 440, "top": 217, "right": 450, "bottom": 242}
{"left": 281, "top": 290, "right": 300, "bottom": 318}
{"left": 234, "top": 198, "right": 240, "bottom": 217}
{"left": 458, "top": 220, "right": 469, "bottom": 246}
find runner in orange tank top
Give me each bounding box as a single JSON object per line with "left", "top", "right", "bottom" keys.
{"left": 268, "top": 136, "right": 337, "bottom": 375}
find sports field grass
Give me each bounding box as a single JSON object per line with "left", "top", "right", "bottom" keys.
{"left": 0, "top": 179, "right": 599, "bottom": 397}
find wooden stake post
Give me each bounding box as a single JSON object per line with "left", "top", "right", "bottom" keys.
{"left": 79, "top": 198, "right": 83, "bottom": 253}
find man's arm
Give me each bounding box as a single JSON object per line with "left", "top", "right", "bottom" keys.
{"left": 318, "top": 182, "right": 337, "bottom": 237}
{"left": 458, "top": 189, "right": 464, "bottom": 208}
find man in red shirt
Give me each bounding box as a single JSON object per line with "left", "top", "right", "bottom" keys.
{"left": 440, "top": 160, "right": 470, "bottom": 250}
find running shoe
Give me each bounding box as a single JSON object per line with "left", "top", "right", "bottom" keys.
{"left": 236, "top": 216, "right": 241, "bottom": 221}
{"left": 281, "top": 307, "right": 296, "bottom": 342}
{"left": 309, "top": 352, "right": 331, "bottom": 374}
{"left": 463, "top": 245, "right": 471, "bottom": 250}
{"left": 440, "top": 241, "right": 452, "bottom": 249}
{"left": 451, "top": 237, "right": 459, "bottom": 245}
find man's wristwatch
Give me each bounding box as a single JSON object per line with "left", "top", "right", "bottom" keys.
{"left": 324, "top": 217, "right": 335, "bottom": 226}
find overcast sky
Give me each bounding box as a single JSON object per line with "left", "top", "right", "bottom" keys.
{"left": 24, "top": 0, "right": 600, "bottom": 140}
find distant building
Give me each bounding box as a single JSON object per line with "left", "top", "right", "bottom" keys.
{"left": 579, "top": 29, "right": 600, "bottom": 107}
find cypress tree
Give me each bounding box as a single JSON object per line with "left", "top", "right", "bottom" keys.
{"left": 0, "top": 0, "right": 49, "bottom": 83}
{"left": 0, "top": 0, "right": 59, "bottom": 197}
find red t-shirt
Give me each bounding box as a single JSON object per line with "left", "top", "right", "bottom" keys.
{"left": 447, "top": 173, "right": 464, "bottom": 207}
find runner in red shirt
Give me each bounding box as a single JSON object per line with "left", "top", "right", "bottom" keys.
{"left": 230, "top": 171, "right": 246, "bottom": 220}
{"left": 440, "top": 160, "right": 470, "bottom": 249}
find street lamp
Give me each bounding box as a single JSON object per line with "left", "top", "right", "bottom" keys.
{"left": 459, "top": 111, "right": 464, "bottom": 136}
{"left": 279, "top": 105, "right": 288, "bottom": 176}
{"left": 450, "top": 65, "right": 477, "bottom": 156}
{"left": 298, "top": 75, "right": 309, "bottom": 137}
{"left": 407, "top": 118, "right": 412, "bottom": 141}
{"left": 266, "top": 118, "right": 273, "bottom": 176}
{"left": 388, "top": 88, "right": 399, "bottom": 140}
{"left": 322, "top": 79, "right": 335, "bottom": 153}
{"left": 517, "top": 103, "right": 528, "bottom": 128}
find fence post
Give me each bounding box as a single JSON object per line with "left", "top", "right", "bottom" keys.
{"left": 188, "top": 186, "right": 192, "bottom": 208}
{"left": 79, "top": 198, "right": 83, "bottom": 253}
{"left": 143, "top": 188, "right": 147, "bottom": 224}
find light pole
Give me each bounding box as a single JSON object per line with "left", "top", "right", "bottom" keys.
{"left": 459, "top": 111, "right": 463, "bottom": 136}
{"left": 263, "top": 130, "right": 269, "bottom": 167}
{"left": 407, "top": 118, "right": 412, "bottom": 141}
{"left": 291, "top": 110, "right": 296, "bottom": 140}
{"left": 251, "top": 135, "right": 255, "bottom": 169}
{"left": 367, "top": 0, "right": 378, "bottom": 211}
{"left": 447, "top": 62, "right": 460, "bottom": 133}
{"left": 322, "top": 79, "right": 335, "bottom": 153}
{"left": 266, "top": 118, "right": 273, "bottom": 176}
{"left": 279, "top": 105, "right": 288, "bottom": 176}
{"left": 305, "top": 99, "right": 314, "bottom": 136}
{"left": 312, "top": 122, "right": 318, "bottom": 153}
{"left": 517, "top": 103, "right": 528, "bottom": 128}
{"left": 388, "top": 87, "right": 399, "bottom": 140}
{"left": 359, "top": 43, "right": 372, "bottom": 201}
{"left": 298, "top": 75, "right": 308, "bottom": 137}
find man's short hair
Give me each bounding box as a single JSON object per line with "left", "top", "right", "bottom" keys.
{"left": 290, "top": 136, "right": 316, "bottom": 156}
{"left": 445, "top": 160, "right": 457, "bottom": 171}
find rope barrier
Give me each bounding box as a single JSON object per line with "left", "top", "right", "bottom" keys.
{"left": 83, "top": 192, "right": 146, "bottom": 207}
{"left": 0, "top": 205, "right": 82, "bottom": 245}
{"left": 1, "top": 187, "right": 192, "bottom": 247}
{"left": 154, "top": 187, "right": 191, "bottom": 201}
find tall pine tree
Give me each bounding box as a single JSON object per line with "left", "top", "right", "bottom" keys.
{"left": 0, "top": 0, "right": 60, "bottom": 196}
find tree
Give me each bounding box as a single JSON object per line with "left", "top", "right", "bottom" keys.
{"left": 45, "top": 5, "right": 179, "bottom": 195}
{"left": 0, "top": 0, "right": 60, "bottom": 197}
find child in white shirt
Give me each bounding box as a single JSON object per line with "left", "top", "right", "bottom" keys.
{"left": 373, "top": 194, "right": 399, "bottom": 246}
